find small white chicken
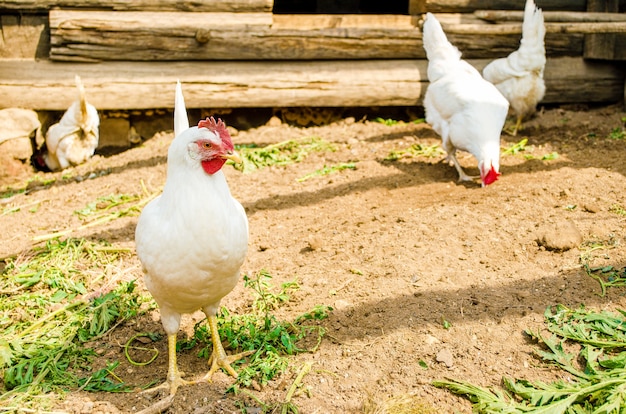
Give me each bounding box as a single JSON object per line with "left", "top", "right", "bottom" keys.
{"left": 135, "top": 81, "right": 250, "bottom": 396}
{"left": 482, "top": 0, "right": 546, "bottom": 136}
{"left": 422, "top": 12, "right": 509, "bottom": 187}
{"left": 43, "top": 75, "right": 99, "bottom": 171}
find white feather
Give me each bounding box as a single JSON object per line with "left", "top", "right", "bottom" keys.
{"left": 422, "top": 13, "right": 509, "bottom": 185}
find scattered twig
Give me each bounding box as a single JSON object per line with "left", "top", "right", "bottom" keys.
{"left": 135, "top": 395, "right": 175, "bottom": 414}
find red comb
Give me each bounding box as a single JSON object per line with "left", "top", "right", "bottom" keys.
{"left": 483, "top": 166, "right": 501, "bottom": 186}
{"left": 197, "top": 116, "right": 233, "bottom": 150}
{"left": 198, "top": 116, "right": 227, "bottom": 132}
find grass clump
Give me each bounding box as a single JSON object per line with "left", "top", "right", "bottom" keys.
{"left": 297, "top": 163, "right": 357, "bottom": 182}
{"left": 434, "top": 304, "right": 626, "bottom": 413}
{"left": 0, "top": 238, "right": 151, "bottom": 410}
{"left": 232, "top": 137, "right": 335, "bottom": 173}
{"left": 385, "top": 143, "right": 444, "bottom": 161}
{"left": 179, "top": 270, "right": 331, "bottom": 394}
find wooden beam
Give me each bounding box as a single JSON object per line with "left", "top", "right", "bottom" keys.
{"left": 49, "top": 11, "right": 583, "bottom": 62}
{"left": 475, "top": 10, "right": 626, "bottom": 23}
{"left": 409, "top": 0, "right": 586, "bottom": 14}
{"left": 0, "top": 57, "right": 623, "bottom": 111}
{"left": 0, "top": 0, "right": 273, "bottom": 12}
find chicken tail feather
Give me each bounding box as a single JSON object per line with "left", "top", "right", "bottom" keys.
{"left": 421, "top": 13, "right": 461, "bottom": 64}
{"left": 75, "top": 75, "right": 88, "bottom": 124}
{"left": 174, "top": 80, "right": 190, "bottom": 138}
{"left": 520, "top": 0, "right": 545, "bottom": 56}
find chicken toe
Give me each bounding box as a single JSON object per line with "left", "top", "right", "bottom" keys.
{"left": 142, "top": 334, "right": 194, "bottom": 396}
{"left": 202, "top": 315, "right": 254, "bottom": 382}
{"left": 448, "top": 154, "right": 478, "bottom": 183}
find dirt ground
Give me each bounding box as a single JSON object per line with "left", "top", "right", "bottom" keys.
{"left": 1, "top": 102, "right": 626, "bottom": 414}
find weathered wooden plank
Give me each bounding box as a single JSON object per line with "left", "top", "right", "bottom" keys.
{"left": 443, "top": 22, "right": 626, "bottom": 34}
{"left": 49, "top": 11, "right": 583, "bottom": 62}
{"left": 475, "top": 10, "right": 626, "bottom": 23}
{"left": 584, "top": 0, "right": 626, "bottom": 60}
{"left": 0, "top": 58, "right": 622, "bottom": 110}
{"left": 0, "top": 0, "right": 273, "bottom": 12}
{"left": 0, "top": 13, "right": 48, "bottom": 59}
{"left": 409, "top": 0, "right": 587, "bottom": 14}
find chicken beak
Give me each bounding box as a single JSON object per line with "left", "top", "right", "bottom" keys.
{"left": 222, "top": 150, "right": 243, "bottom": 164}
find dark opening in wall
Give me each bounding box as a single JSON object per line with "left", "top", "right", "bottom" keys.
{"left": 272, "top": 0, "right": 408, "bottom": 14}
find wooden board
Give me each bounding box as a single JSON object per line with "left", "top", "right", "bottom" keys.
{"left": 584, "top": 0, "right": 626, "bottom": 60}
{"left": 0, "top": 14, "right": 48, "bottom": 59}
{"left": 0, "top": 57, "right": 623, "bottom": 110}
{"left": 409, "top": 0, "right": 586, "bottom": 14}
{"left": 49, "top": 11, "right": 583, "bottom": 62}
{"left": 0, "top": 0, "right": 273, "bottom": 12}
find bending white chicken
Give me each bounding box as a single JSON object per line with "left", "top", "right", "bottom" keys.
{"left": 135, "top": 81, "right": 249, "bottom": 396}
{"left": 43, "top": 75, "right": 99, "bottom": 171}
{"left": 422, "top": 12, "right": 509, "bottom": 187}
{"left": 482, "top": 0, "right": 546, "bottom": 136}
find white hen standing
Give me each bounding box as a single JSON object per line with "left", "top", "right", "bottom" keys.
{"left": 43, "top": 75, "right": 99, "bottom": 171}
{"left": 483, "top": 0, "right": 546, "bottom": 136}
{"left": 422, "top": 12, "right": 509, "bottom": 187}
{"left": 135, "top": 82, "right": 249, "bottom": 396}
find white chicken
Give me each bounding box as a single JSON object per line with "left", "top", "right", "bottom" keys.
{"left": 422, "top": 12, "right": 509, "bottom": 187}
{"left": 482, "top": 0, "right": 546, "bottom": 136}
{"left": 135, "top": 81, "right": 250, "bottom": 396}
{"left": 43, "top": 75, "right": 99, "bottom": 171}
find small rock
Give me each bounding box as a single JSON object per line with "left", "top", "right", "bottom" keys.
{"left": 424, "top": 334, "right": 440, "bottom": 345}
{"left": 582, "top": 202, "right": 600, "bottom": 213}
{"left": 307, "top": 235, "right": 324, "bottom": 251}
{"left": 536, "top": 220, "right": 583, "bottom": 252}
{"left": 266, "top": 116, "right": 282, "bottom": 126}
{"left": 436, "top": 348, "right": 454, "bottom": 368}
{"left": 334, "top": 299, "right": 351, "bottom": 311}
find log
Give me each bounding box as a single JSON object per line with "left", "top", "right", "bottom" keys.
{"left": 475, "top": 10, "right": 626, "bottom": 23}
{"left": 49, "top": 12, "right": 422, "bottom": 62}
{"left": 409, "top": 0, "right": 586, "bottom": 14}
{"left": 0, "top": 57, "right": 622, "bottom": 110}
{"left": 439, "top": 22, "right": 626, "bottom": 35}
{"left": 49, "top": 11, "right": 582, "bottom": 62}
{"left": 0, "top": 0, "right": 273, "bottom": 12}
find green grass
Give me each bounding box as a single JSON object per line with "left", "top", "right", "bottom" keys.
{"left": 434, "top": 304, "right": 626, "bottom": 413}
{"left": 0, "top": 238, "right": 151, "bottom": 410}
{"left": 297, "top": 163, "right": 357, "bottom": 182}
{"left": 0, "top": 245, "right": 331, "bottom": 412}
{"left": 232, "top": 137, "right": 336, "bottom": 173}
{"left": 385, "top": 143, "right": 444, "bottom": 161}
{"left": 178, "top": 270, "right": 331, "bottom": 394}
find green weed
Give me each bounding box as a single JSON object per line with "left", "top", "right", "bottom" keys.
{"left": 178, "top": 270, "right": 331, "bottom": 394}
{"left": 385, "top": 143, "right": 444, "bottom": 161}
{"left": 502, "top": 138, "right": 528, "bottom": 155}
{"left": 232, "top": 137, "right": 335, "bottom": 173}
{"left": 435, "top": 305, "right": 626, "bottom": 413}
{"left": 609, "top": 204, "right": 626, "bottom": 216}
{"left": 0, "top": 238, "right": 151, "bottom": 410}
{"left": 297, "top": 163, "right": 357, "bottom": 182}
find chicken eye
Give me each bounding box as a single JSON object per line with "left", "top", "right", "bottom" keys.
{"left": 202, "top": 142, "right": 212, "bottom": 150}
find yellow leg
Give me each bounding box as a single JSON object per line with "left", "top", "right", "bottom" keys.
{"left": 142, "top": 334, "right": 193, "bottom": 396}
{"left": 202, "top": 315, "right": 254, "bottom": 382}
{"left": 511, "top": 116, "right": 523, "bottom": 136}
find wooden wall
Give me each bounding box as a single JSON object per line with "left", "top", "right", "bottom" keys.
{"left": 0, "top": 0, "right": 624, "bottom": 110}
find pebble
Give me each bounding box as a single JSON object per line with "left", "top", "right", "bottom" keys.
{"left": 536, "top": 220, "right": 583, "bottom": 252}
{"left": 436, "top": 348, "right": 454, "bottom": 368}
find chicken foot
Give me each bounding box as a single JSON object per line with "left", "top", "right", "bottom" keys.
{"left": 504, "top": 115, "right": 523, "bottom": 136}
{"left": 141, "top": 334, "right": 195, "bottom": 396}
{"left": 201, "top": 314, "right": 255, "bottom": 382}
{"left": 446, "top": 154, "right": 478, "bottom": 183}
